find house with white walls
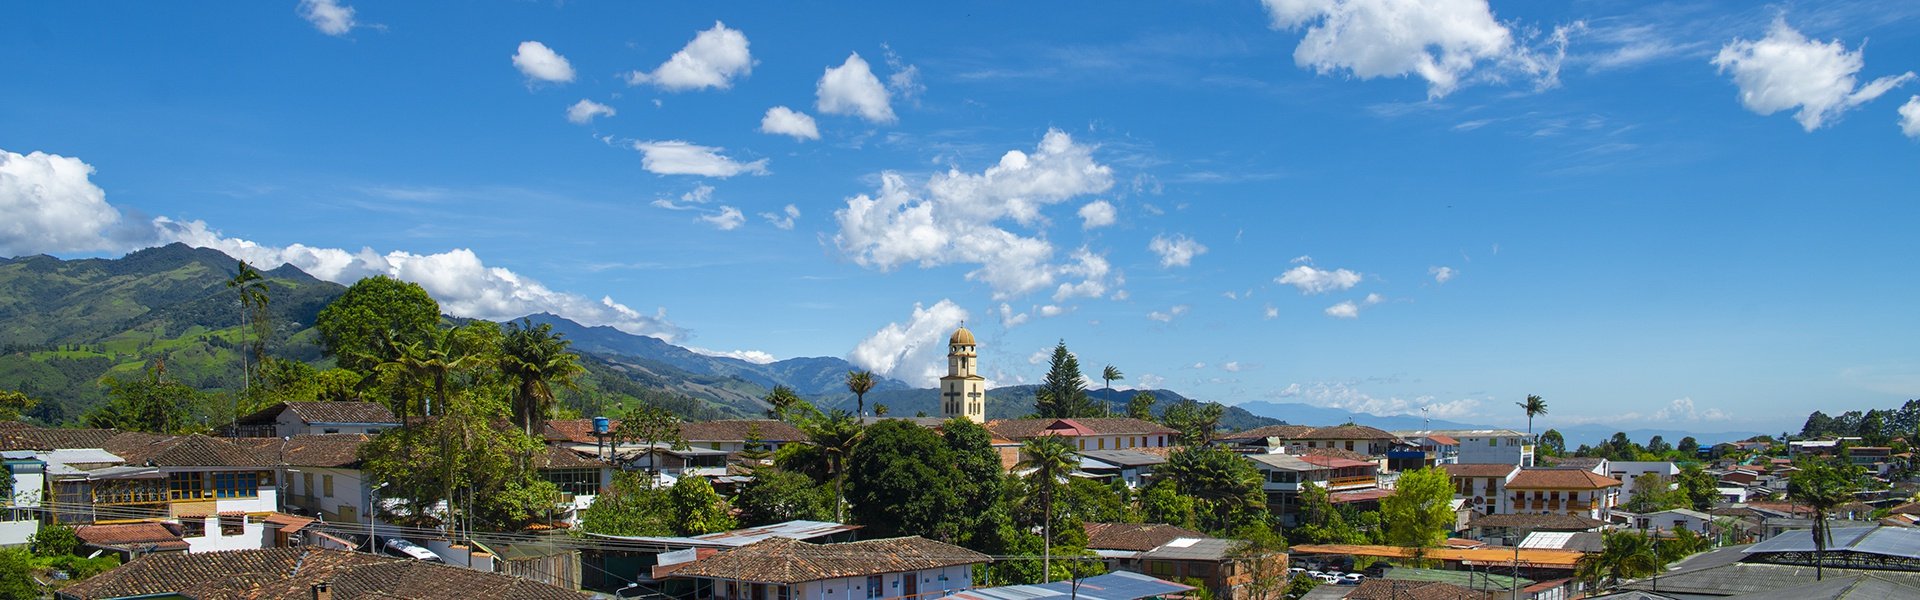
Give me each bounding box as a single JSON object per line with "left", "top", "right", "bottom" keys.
{"left": 666, "top": 536, "right": 990, "bottom": 600}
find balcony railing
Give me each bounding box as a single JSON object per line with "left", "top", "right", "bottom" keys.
{"left": 1327, "top": 476, "right": 1376, "bottom": 489}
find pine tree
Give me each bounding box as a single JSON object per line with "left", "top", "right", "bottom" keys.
{"left": 1033, "top": 341, "right": 1096, "bottom": 418}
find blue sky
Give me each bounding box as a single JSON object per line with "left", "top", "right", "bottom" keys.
{"left": 4, "top": 1, "right": 1919, "bottom": 435}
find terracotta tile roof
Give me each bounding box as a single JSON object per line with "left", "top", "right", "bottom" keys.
{"left": 104, "top": 433, "right": 277, "bottom": 468}
{"left": 236, "top": 434, "right": 370, "bottom": 468}
{"left": 680, "top": 420, "right": 807, "bottom": 443}
{"left": 1540, "top": 456, "right": 1606, "bottom": 470}
{"left": 536, "top": 444, "right": 608, "bottom": 470}
{"left": 668, "top": 536, "right": 990, "bottom": 584}
{"left": 57, "top": 546, "right": 582, "bottom": 600}
{"left": 985, "top": 418, "right": 1175, "bottom": 439}
{"left": 1507, "top": 469, "right": 1622, "bottom": 490}
{"left": 542, "top": 419, "right": 612, "bottom": 442}
{"left": 1330, "top": 489, "right": 1396, "bottom": 504}
{"left": 1298, "top": 453, "right": 1375, "bottom": 469}
{"left": 1442, "top": 464, "right": 1519, "bottom": 478}
{"left": 0, "top": 426, "right": 117, "bottom": 451}
{"left": 1347, "top": 579, "right": 1494, "bottom": 600}
{"left": 262, "top": 512, "right": 315, "bottom": 534}
{"left": 283, "top": 401, "right": 398, "bottom": 424}
{"left": 1466, "top": 513, "right": 1607, "bottom": 531}
{"left": 1222, "top": 425, "right": 1316, "bottom": 440}
{"left": 75, "top": 522, "right": 189, "bottom": 552}
{"left": 1294, "top": 424, "right": 1397, "bottom": 441}
{"left": 1083, "top": 522, "right": 1209, "bottom": 552}
{"left": 1299, "top": 447, "right": 1375, "bottom": 463}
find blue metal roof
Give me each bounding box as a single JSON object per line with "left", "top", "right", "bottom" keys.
{"left": 939, "top": 571, "right": 1194, "bottom": 600}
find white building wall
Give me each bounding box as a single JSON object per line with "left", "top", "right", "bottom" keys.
{"left": 1455, "top": 435, "right": 1532, "bottom": 466}
{"left": 285, "top": 467, "right": 369, "bottom": 523}
{"left": 1608, "top": 461, "right": 1678, "bottom": 500}
{"left": 792, "top": 565, "right": 976, "bottom": 600}
{"left": 183, "top": 517, "right": 267, "bottom": 553}
{"left": 1067, "top": 434, "right": 1167, "bottom": 452}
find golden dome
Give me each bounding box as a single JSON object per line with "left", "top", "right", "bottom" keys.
{"left": 949, "top": 326, "right": 976, "bottom": 346}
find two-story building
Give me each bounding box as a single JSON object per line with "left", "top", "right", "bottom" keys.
{"left": 1441, "top": 463, "right": 1519, "bottom": 516}
{"left": 1246, "top": 452, "right": 1379, "bottom": 525}
{"left": 1285, "top": 425, "right": 1400, "bottom": 457}
{"left": 1607, "top": 461, "right": 1678, "bottom": 501}
{"left": 239, "top": 434, "right": 373, "bottom": 524}
{"left": 1395, "top": 429, "right": 1534, "bottom": 466}
{"left": 1077, "top": 450, "right": 1166, "bottom": 489}
{"left": 667, "top": 536, "right": 990, "bottom": 600}
{"left": 1505, "top": 469, "right": 1622, "bottom": 520}
{"left": 226, "top": 401, "right": 399, "bottom": 437}
{"left": 986, "top": 418, "right": 1176, "bottom": 453}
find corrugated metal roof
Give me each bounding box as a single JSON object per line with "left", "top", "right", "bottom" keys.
{"left": 939, "top": 570, "right": 1194, "bottom": 600}
{"left": 1746, "top": 525, "right": 1920, "bottom": 558}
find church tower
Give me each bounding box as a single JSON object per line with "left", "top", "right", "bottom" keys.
{"left": 940, "top": 325, "right": 987, "bottom": 423}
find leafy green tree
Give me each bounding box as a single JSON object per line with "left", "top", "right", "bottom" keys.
{"left": 372, "top": 323, "right": 494, "bottom": 420}
{"left": 1790, "top": 459, "right": 1859, "bottom": 581}
{"left": 315, "top": 276, "right": 441, "bottom": 373}
{"left": 1033, "top": 341, "right": 1097, "bottom": 418}
{"left": 763, "top": 385, "right": 813, "bottom": 422}
{"left": 734, "top": 468, "right": 834, "bottom": 526}
{"left": 0, "top": 390, "right": 36, "bottom": 421}
{"left": 669, "top": 475, "right": 737, "bottom": 535}
{"left": 1676, "top": 465, "right": 1720, "bottom": 512}
{"left": 579, "top": 471, "right": 672, "bottom": 536}
{"left": 86, "top": 360, "right": 200, "bottom": 433}
{"left": 1282, "top": 573, "right": 1319, "bottom": 600}
{"left": 1646, "top": 435, "right": 1672, "bottom": 455}
{"left": 0, "top": 548, "right": 37, "bottom": 599}
{"left": 1138, "top": 480, "right": 1197, "bottom": 528}
{"left": 1126, "top": 391, "right": 1157, "bottom": 422}
{"left": 1624, "top": 473, "right": 1686, "bottom": 513}
{"left": 846, "top": 370, "right": 876, "bottom": 417}
{"left": 1290, "top": 483, "right": 1365, "bottom": 545}
{"left": 1380, "top": 468, "right": 1454, "bottom": 560}
{"left": 615, "top": 404, "right": 687, "bottom": 481}
{"left": 1019, "top": 435, "right": 1079, "bottom": 580}
{"left": 30, "top": 523, "right": 80, "bottom": 557}
{"left": 1677, "top": 436, "right": 1700, "bottom": 456}
{"left": 1575, "top": 531, "right": 1660, "bottom": 590}
{"left": 873, "top": 403, "right": 889, "bottom": 416}
{"left": 1538, "top": 429, "right": 1566, "bottom": 457}
{"left": 846, "top": 420, "right": 958, "bottom": 538}
{"left": 804, "top": 411, "right": 864, "bottom": 523}
{"left": 499, "top": 319, "right": 585, "bottom": 436}
{"left": 360, "top": 413, "right": 556, "bottom": 531}
{"left": 1161, "top": 445, "right": 1263, "bottom": 534}
{"left": 1063, "top": 478, "right": 1137, "bottom": 524}
{"left": 737, "top": 422, "right": 774, "bottom": 464}
{"left": 1162, "top": 399, "right": 1225, "bottom": 445}
{"left": 944, "top": 417, "right": 1013, "bottom": 543}
{"left": 1518, "top": 394, "right": 1547, "bottom": 440}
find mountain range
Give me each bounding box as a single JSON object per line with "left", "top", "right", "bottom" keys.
{"left": 1229, "top": 400, "right": 1766, "bottom": 447}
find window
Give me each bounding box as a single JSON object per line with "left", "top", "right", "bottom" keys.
{"left": 1097, "top": 438, "right": 1106, "bottom": 450}
{"left": 181, "top": 517, "right": 205, "bottom": 537}
{"left": 214, "top": 472, "right": 258, "bottom": 498}
{"left": 1345, "top": 441, "right": 1355, "bottom": 451}
{"left": 546, "top": 468, "right": 603, "bottom": 496}
{"left": 303, "top": 472, "right": 314, "bottom": 497}
{"left": 322, "top": 474, "right": 334, "bottom": 498}
{"left": 169, "top": 472, "right": 208, "bottom": 500}
{"left": 1489, "top": 438, "right": 1497, "bottom": 447}
{"left": 220, "top": 514, "right": 245, "bottom": 535}
{"left": 778, "top": 585, "right": 791, "bottom": 600}
{"left": 867, "top": 575, "right": 884, "bottom": 598}
{"left": 323, "top": 428, "right": 340, "bottom": 434}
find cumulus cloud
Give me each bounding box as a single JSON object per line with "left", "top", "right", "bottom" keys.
{"left": 998, "top": 303, "right": 1030, "bottom": 328}
{"left": 849, "top": 299, "right": 968, "bottom": 387}
{"left": 1901, "top": 96, "right": 1920, "bottom": 138}
{"left": 1713, "top": 18, "right": 1915, "bottom": 131}
{"left": 1430, "top": 265, "right": 1456, "bottom": 283}
{"left": 882, "top": 44, "right": 925, "bottom": 104}
{"left": 1078, "top": 200, "right": 1117, "bottom": 229}
{"left": 759, "top": 106, "right": 821, "bottom": 141}
{"left": 1276, "top": 264, "right": 1362, "bottom": 294}
{"left": 1652, "top": 397, "right": 1730, "bottom": 422}
{"left": 1147, "top": 305, "right": 1190, "bottom": 323}
{"left": 566, "top": 99, "right": 616, "bottom": 125}
{"left": 298, "top": 0, "right": 357, "bottom": 36}
{"left": 632, "top": 141, "right": 769, "bottom": 177}
{"left": 1263, "top": 304, "right": 1279, "bottom": 320}
{"left": 512, "top": 41, "right": 575, "bottom": 84}
{"left": 1259, "top": 0, "right": 1569, "bottom": 98}
{"left": 700, "top": 206, "right": 745, "bottom": 230}
{"left": 1274, "top": 381, "right": 1481, "bottom": 419}
{"left": 627, "top": 21, "right": 754, "bottom": 91}
{"left": 1364, "top": 293, "right": 1384, "bottom": 305}
{"left": 1148, "top": 233, "right": 1207, "bottom": 268}
{"left": 1324, "top": 301, "right": 1360, "bottom": 319}
{"left": 1037, "top": 304, "right": 1070, "bottom": 318}
{"left": 0, "top": 149, "right": 130, "bottom": 256}
{"left": 689, "top": 347, "right": 777, "bottom": 364}
{"left": 760, "top": 204, "right": 800, "bottom": 230}
{"left": 817, "top": 53, "right": 895, "bottom": 124}
{"left": 832, "top": 129, "right": 1116, "bottom": 300}
{"left": 0, "top": 147, "right": 687, "bottom": 341}
{"left": 1222, "top": 361, "right": 1243, "bottom": 372}
{"left": 1051, "top": 248, "right": 1112, "bottom": 302}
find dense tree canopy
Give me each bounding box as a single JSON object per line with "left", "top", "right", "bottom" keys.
{"left": 1381, "top": 468, "right": 1454, "bottom": 555}
{"left": 1033, "top": 341, "right": 1098, "bottom": 418}
{"left": 315, "top": 276, "right": 441, "bottom": 373}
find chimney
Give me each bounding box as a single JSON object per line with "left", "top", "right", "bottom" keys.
{"left": 311, "top": 582, "right": 333, "bottom": 600}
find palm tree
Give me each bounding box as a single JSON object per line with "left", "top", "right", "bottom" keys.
{"left": 1017, "top": 435, "right": 1079, "bottom": 582}
{"left": 1790, "top": 460, "right": 1857, "bottom": 580}
{"left": 846, "top": 370, "right": 876, "bottom": 417}
{"left": 1518, "top": 394, "right": 1548, "bottom": 441}
{"left": 374, "top": 327, "right": 490, "bottom": 419}
{"left": 1101, "top": 365, "right": 1124, "bottom": 416}
{"left": 1574, "top": 530, "right": 1660, "bottom": 590}
{"left": 807, "top": 411, "right": 865, "bottom": 523}
{"left": 225, "top": 261, "right": 270, "bottom": 399}
{"left": 500, "top": 319, "right": 586, "bottom": 437}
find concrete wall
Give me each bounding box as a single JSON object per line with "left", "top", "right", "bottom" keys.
{"left": 790, "top": 565, "right": 976, "bottom": 600}
{"left": 183, "top": 516, "right": 268, "bottom": 553}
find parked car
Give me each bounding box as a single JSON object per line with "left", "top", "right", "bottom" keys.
{"left": 383, "top": 538, "right": 443, "bottom": 562}
{"left": 1340, "top": 573, "right": 1364, "bottom": 585}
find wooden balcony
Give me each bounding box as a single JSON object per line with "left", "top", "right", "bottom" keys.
{"left": 1326, "top": 475, "right": 1376, "bottom": 489}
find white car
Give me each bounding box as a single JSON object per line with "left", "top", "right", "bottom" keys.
{"left": 1340, "top": 573, "right": 1364, "bottom": 585}
{"left": 383, "top": 538, "right": 443, "bottom": 562}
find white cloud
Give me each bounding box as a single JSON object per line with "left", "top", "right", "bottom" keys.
{"left": 998, "top": 303, "right": 1030, "bottom": 328}
{"left": 760, "top": 204, "right": 800, "bottom": 230}
{"left": 1713, "top": 18, "right": 1915, "bottom": 131}
{"left": 1135, "top": 373, "right": 1166, "bottom": 389}
{"left": 700, "top": 206, "right": 745, "bottom": 230}
{"left": 298, "top": 0, "right": 357, "bottom": 36}
{"left": 1148, "top": 233, "right": 1207, "bottom": 268}
{"left": 512, "top": 41, "right": 576, "bottom": 84}
{"left": 1364, "top": 293, "right": 1384, "bottom": 305}
{"left": 1901, "top": 96, "right": 1920, "bottom": 138}
{"left": 1263, "top": 304, "right": 1279, "bottom": 320}
{"left": 1078, "top": 200, "right": 1117, "bottom": 229}
{"left": 817, "top": 53, "right": 895, "bottom": 124}
{"left": 632, "top": 141, "right": 769, "bottom": 177}
{"left": 849, "top": 299, "right": 968, "bottom": 387}
{"left": 1430, "top": 265, "right": 1456, "bottom": 283}
{"left": 1324, "top": 301, "right": 1360, "bottom": 319}
{"left": 833, "top": 129, "right": 1115, "bottom": 300}
{"left": 688, "top": 347, "right": 778, "bottom": 364}
{"left": 650, "top": 184, "right": 715, "bottom": 210}
{"left": 1051, "top": 248, "right": 1112, "bottom": 301}
{"left": 627, "top": 21, "right": 753, "bottom": 91}
{"left": 1222, "top": 361, "right": 1243, "bottom": 372}
{"left": 1148, "top": 305, "right": 1190, "bottom": 323}
{"left": 1259, "top": 0, "right": 1566, "bottom": 98}
{"left": 1276, "top": 264, "right": 1362, "bottom": 294}
{"left": 759, "top": 106, "right": 821, "bottom": 141}
{"left": 1038, "top": 304, "right": 1070, "bottom": 318}
{"left": 1290, "top": 255, "right": 1313, "bottom": 264}
{"left": 566, "top": 99, "right": 616, "bottom": 125}
{"left": 0, "top": 148, "right": 130, "bottom": 256}
{"left": 1275, "top": 381, "right": 1481, "bottom": 419}
{"left": 883, "top": 44, "right": 925, "bottom": 104}
{"left": 1652, "top": 397, "right": 1731, "bottom": 422}
{"left": 0, "top": 147, "right": 688, "bottom": 342}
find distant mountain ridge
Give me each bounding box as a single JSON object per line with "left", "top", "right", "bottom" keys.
{"left": 521, "top": 313, "right": 910, "bottom": 399}
{"left": 1233, "top": 400, "right": 1766, "bottom": 447}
